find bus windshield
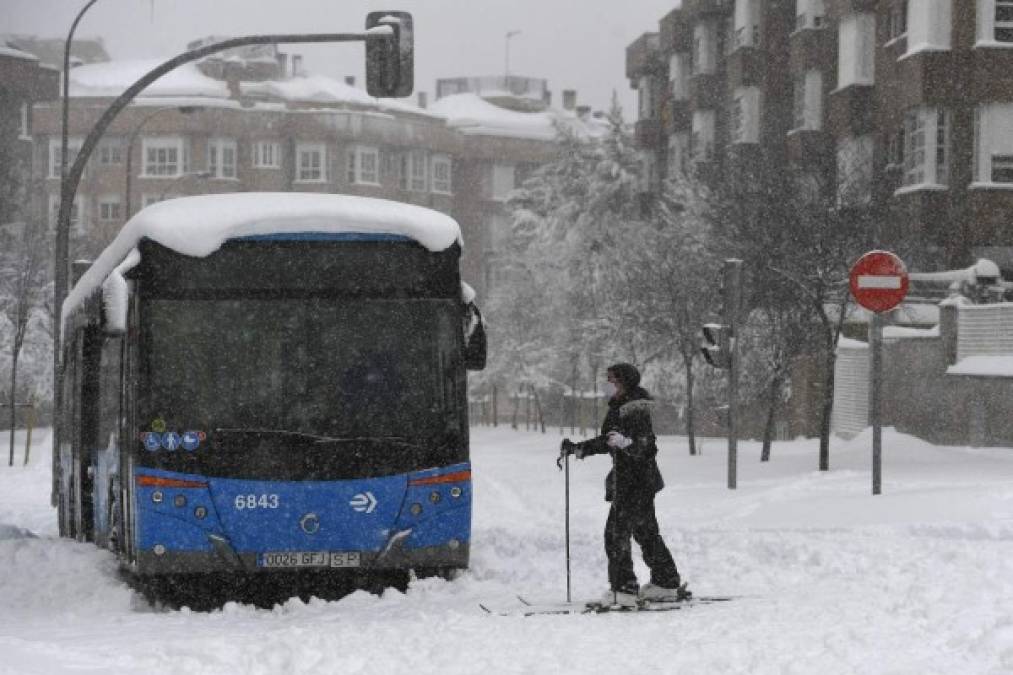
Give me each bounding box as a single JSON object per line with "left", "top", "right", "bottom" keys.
{"left": 140, "top": 297, "right": 466, "bottom": 479}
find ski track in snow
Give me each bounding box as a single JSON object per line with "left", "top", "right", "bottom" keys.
{"left": 2, "top": 426, "right": 1013, "bottom": 674}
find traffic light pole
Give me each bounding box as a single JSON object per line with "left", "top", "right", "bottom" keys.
{"left": 724, "top": 260, "right": 742, "bottom": 490}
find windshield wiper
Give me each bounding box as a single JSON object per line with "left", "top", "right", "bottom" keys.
{"left": 213, "top": 428, "right": 426, "bottom": 450}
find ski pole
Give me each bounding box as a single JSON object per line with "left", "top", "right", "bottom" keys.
{"left": 565, "top": 448, "right": 571, "bottom": 603}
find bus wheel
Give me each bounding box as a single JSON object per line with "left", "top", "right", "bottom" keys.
{"left": 414, "top": 566, "right": 458, "bottom": 582}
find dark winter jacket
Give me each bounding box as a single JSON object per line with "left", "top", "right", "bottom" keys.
{"left": 575, "top": 389, "right": 664, "bottom": 503}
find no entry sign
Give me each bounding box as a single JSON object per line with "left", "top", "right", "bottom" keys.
{"left": 849, "top": 250, "right": 909, "bottom": 313}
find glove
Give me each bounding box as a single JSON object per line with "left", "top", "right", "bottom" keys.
{"left": 557, "top": 439, "right": 584, "bottom": 469}
{"left": 606, "top": 431, "right": 633, "bottom": 450}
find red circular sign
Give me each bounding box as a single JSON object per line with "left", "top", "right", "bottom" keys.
{"left": 849, "top": 250, "right": 909, "bottom": 313}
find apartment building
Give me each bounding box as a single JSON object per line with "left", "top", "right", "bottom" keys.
{"left": 628, "top": 0, "right": 1013, "bottom": 274}
{"left": 29, "top": 42, "right": 591, "bottom": 299}
{"left": 0, "top": 41, "right": 59, "bottom": 226}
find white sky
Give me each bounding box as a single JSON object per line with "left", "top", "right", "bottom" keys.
{"left": 2, "top": 0, "right": 679, "bottom": 115}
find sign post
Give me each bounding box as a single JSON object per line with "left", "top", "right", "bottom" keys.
{"left": 848, "top": 250, "right": 909, "bottom": 495}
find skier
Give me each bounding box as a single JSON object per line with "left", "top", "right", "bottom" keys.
{"left": 559, "top": 362, "right": 687, "bottom": 608}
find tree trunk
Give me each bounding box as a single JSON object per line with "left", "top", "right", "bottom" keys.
{"left": 8, "top": 352, "right": 18, "bottom": 467}
{"left": 818, "top": 341, "right": 837, "bottom": 471}
{"left": 683, "top": 353, "right": 697, "bottom": 456}
{"left": 530, "top": 383, "right": 546, "bottom": 433}
{"left": 761, "top": 373, "right": 783, "bottom": 462}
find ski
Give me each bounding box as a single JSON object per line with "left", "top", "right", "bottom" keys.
{"left": 480, "top": 594, "right": 736, "bottom": 617}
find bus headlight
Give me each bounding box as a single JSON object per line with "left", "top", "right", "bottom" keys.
{"left": 194, "top": 506, "right": 207, "bottom": 520}
{"left": 152, "top": 490, "right": 163, "bottom": 504}
{"left": 174, "top": 495, "right": 187, "bottom": 508}
{"left": 450, "top": 487, "right": 462, "bottom": 498}
{"left": 410, "top": 503, "right": 423, "bottom": 516}
{"left": 429, "top": 491, "right": 441, "bottom": 504}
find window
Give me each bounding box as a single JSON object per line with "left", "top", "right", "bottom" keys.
{"left": 903, "top": 109, "right": 927, "bottom": 185}
{"left": 295, "top": 143, "right": 326, "bottom": 182}
{"left": 836, "top": 135, "right": 874, "bottom": 205}
{"left": 668, "top": 132, "right": 690, "bottom": 177}
{"left": 49, "top": 193, "right": 85, "bottom": 233}
{"left": 691, "top": 110, "right": 716, "bottom": 162}
{"left": 979, "top": 0, "right": 1013, "bottom": 43}
{"left": 207, "top": 138, "right": 237, "bottom": 179}
{"left": 670, "top": 53, "right": 690, "bottom": 101}
{"left": 640, "top": 152, "right": 658, "bottom": 193}
{"left": 887, "top": 128, "right": 906, "bottom": 168}
{"left": 973, "top": 104, "right": 1013, "bottom": 184}
{"left": 693, "top": 20, "right": 718, "bottom": 75}
{"left": 488, "top": 163, "right": 515, "bottom": 201}
{"left": 141, "top": 193, "right": 180, "bottom": 209}
{"left": 999, "top": 0, "right": 1013, "bottom": 41}
{"left": 19, "top": 102, "right": 30, "bottom": 140}
{"left": 638, "top": 76, "right": 655, "bottom": 121}
{"left": 142, "top": 137, "right": 188, "bottom": 177}
{"left": 401, "top": 151, "right": 428, "bottom": 192}
{"left": 731, "top": 87, "right": 760, "bottom": 144}
{"left": 252, "top": 141, "right": 281, "bottom": 169}
{"left": 796, "top": 0, "right": 825, "bottom": 30}
{"left": 49, "top": 138, "right": 83, "bottom": 179}
{"left": 431, "top": 154, "right": 452, "bottom": 194}
{"left": 792, "top": 71, "right": 822, "bottom": 131}
{"left": 346, "top": 145, "right": 380, "bottom": 185}
{"left": 887, "top": 1, "right": 908, "bottom": 42}
{"left": 906, "top": 0, "right": 952, "bottom": 54}
{"left": 97, "top": 139, "right": 124, "bottom": 166}
{"left": 97, "top": 195, "right": 122, "bottom": 222}
{"left": 837, "top": 14, "right": 875, "bottom": 88}
{"left": 733, "top": 0, "right": 761, "bottom": 48}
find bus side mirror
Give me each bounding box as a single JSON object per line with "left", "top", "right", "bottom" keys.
{"left": 365, "top": 11, "right": 414, "bottom": 97}
{"left": 464, "top": 303, "right": 486, "bottom": 371}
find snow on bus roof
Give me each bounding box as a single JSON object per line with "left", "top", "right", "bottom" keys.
{"left": 63, "top": 192, "right": 463, "bottom": 328}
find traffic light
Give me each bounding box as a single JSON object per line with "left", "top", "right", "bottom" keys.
{"left": 701, "top": 323, "right": 731, "bottom": 369}
{"left": 365, "top": 11, "right": 414, "bottom": 97}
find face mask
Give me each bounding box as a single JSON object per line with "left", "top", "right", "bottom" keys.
{"left": 602, "top": 382, "right": 617, "bottom": 399}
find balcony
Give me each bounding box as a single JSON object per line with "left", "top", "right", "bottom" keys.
{"left": 726, "top": 46, "right": 765, "bottom": 88}
{"left": 662, "top": 98, "right": 691, "bottom": 134}
{"left": 827, "top": 84, "right": 876, "bottom": 137}
{"left": 825, "top": 0, "right": 877, "bottom": 19}
{"left": 660, "top": 8, "right": 692, "bottom": 52}
{"left": 684, "top": 0, "right": 733, "bottom": 18}
{"left": 626, "top": 33, "right": 663, "bottom": 80}
{"left": 789, "top": 25, "right": 835, "bottom": 73}
{"left": 690, "top": 73, "right": 724, "bottom": 110}
{"left": 786, "top": 129, "right": 832, "bottom": 168}
{"left": 635, "top": 118, "right": 663, "bottom": 149}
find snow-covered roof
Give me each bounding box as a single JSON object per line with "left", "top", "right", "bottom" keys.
{"left": 241, "top": 75, "right": 436, "bottom": 117}
{"left": 64, "top": 193, "right": 463, "bottom": 329}
{"left": 68, "top": 59, "right": 229, "bottom": 99}
{"left": 429, "top": 93, "right": 606, "bottom": 141}
{"left": 0, "top": 45, "right": 40, "bottom": 61}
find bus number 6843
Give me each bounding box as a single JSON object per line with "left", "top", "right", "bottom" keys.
{"left": 235, "top": 494, "right": 280, "bottom": 510}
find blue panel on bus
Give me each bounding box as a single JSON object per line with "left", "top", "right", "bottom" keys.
{"left": 207, "top": 474, "right": 408, "bottom": 553}
{"left": 231, "top": 232, "right": 413, "bottom": 243}
{"left": 133, "top": 464, "right": 472, "bottom": 555}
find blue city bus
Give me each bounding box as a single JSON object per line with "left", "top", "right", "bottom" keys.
{"left": 56, "top": 193, "right": 485, "bottom": 595}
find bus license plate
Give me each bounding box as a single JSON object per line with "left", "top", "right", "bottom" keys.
{"left": 260, "top": 552, "right": 360, "bottom": 568}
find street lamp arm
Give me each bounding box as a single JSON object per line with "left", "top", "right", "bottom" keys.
{"left": 61, "top": 0, "right": 101, "bottom": 184}
{"left": 55, "top": 29, "right": 389, "bottom": 320}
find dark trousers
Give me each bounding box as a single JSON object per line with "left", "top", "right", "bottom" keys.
{"left": 604, "top": 494, "right": 680, "bottom": 591}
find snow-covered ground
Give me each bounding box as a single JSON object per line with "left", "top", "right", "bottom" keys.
{"left": 2, "top": 426, "right": 1013, "bottom": 674}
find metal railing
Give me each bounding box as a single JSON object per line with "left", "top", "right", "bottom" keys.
{"left": 957, "top": 302, "right": 1013, "bottom": 361}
